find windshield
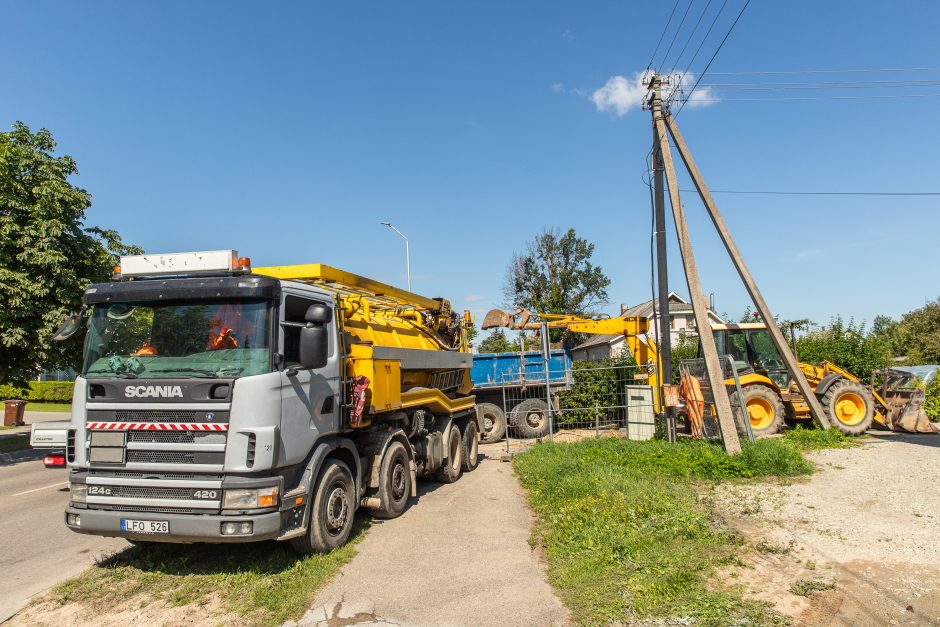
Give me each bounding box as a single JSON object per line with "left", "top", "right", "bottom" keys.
{"left": 82, "top": 300, "right": 272, "bottom": 378}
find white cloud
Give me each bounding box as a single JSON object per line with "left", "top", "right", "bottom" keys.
{"left": 590, "top": 71, "right": 718, "bottom": 117}
{"left": 551, "top": 82, "right": 565, "bottom": 93}
{"left": 562, "top": 28, "right": 574, "bottom": 42}
{"left": 464, "top": 294, "right": 484, "bottom": 302}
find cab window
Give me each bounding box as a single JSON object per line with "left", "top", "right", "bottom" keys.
{"left": 282, "top": 295, "right": 332, "bottom": 366}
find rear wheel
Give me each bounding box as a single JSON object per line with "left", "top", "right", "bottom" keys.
{"left": 510, "top": 398, "right": 550, "bottom": 439}
{"left": 290, "top": 459, "right": 355, "bottom": 555}
{"left": 477, "top": 403, "right": 506, "bottom": 443}
{"left": 820, "top": 379, "right": 874, "bottom": 436}
{"left": 367, "top": 441, "right": 412, "bottom": 519}
{"left": 435, "top": 425, "right": 463, "bottom": 483}
{"left": 739, "top": 386, "right": 786, "bottom": 437}
{"left": 460, "top": 419, "right": 480, "bottom": 471}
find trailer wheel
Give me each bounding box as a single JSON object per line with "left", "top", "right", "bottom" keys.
{"left": 435, "top": 425, "right": 463, "bottom": 483}
{"left": 290, "top": 459, "right": 355, "bottom": 555}
{"left": 820, "top": 379, "right": 874, "bottom": 436}
{"left": 368, "top": 441, "right": 412, "bottom": 519}
{"left": 510, "top": 398, "right": 550, "bottom": 439}
{"left": 478, "top": 403, "right": 506, "bottom": 443}
{"left": 460, "top": 419, "right": 480, "bottom": 471}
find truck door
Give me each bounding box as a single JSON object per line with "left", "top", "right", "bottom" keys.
{"left": 278, "top": 291, "right": 341, "bottom": 465}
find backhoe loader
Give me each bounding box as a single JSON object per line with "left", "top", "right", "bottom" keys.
{"left": 483, "top": 310, "right": 936, "bottom": 438}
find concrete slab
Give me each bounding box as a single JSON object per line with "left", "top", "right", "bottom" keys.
{"left": 301, "top": 446, "right": 570, "bottom": 626}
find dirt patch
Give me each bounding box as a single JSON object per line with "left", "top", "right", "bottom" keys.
{"left": 715, "top": 432, "right": 940, "bottom": 626}
{"left": 9, "top": 593, "right": 239, "bottom": 627}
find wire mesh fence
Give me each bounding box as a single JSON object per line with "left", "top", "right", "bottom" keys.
{"left": 491, "top": 361, "right": 660, "bottom": 456}
{"left": 677, "top": 356, "right": 755, "bottom": 443}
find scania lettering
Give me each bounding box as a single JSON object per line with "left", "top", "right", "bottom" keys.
{"left": 56, "top": 250, "right": 481, "bottom": 552}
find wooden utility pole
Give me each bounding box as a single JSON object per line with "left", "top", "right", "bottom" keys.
{"left": 664, "top": 116, "right": 831, "bottom": 428}
{"left": 650, "top": 77, "right": 742, "bottom": 454}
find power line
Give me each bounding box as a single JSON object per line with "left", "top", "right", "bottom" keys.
{"left": 674, "top": 0, "right": 752, "bottom": 117}
{"left": 702, "top": 78, "right": 940, "bottom": 87}
{"left": 704, "top": 67, "right": 940, "bottom": 76}
{"left": 669, "top": 0, "right": 714, "bottom": 75}
{"left": 681, "top": 188, "right": 940, "bottom": 196}
{"left": 703, "top": 81, "right": 940, "bottom": 91}
{"left": 681, "top": 92, "right": 940, "bottom": 101}
{"left": 678, "top": 0, "right": 729, "bottom": 84}
{"left": 658, "top": 0, "right": 695, "bottom": 73}
{"left": 646, "top": 0, "right": 682, "bottom": 70}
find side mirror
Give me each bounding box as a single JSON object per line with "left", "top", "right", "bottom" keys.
{"left": 304, "top": 304, "right": 332, "bottom": 324}
{"left": 299, "top": 304, "right": 331, "bottom": 370}
{"left": 53, "top": 312, "right": 84, "bottom": 341}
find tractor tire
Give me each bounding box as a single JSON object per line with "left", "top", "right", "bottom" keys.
{"left": 738, "top": 385, "right": 786, "bottom": 438}
{"left": 820, "top": 379, "right": 875, "bottom": 436}
{"left": 435, "top": 424, "right": 463, "bottom": 483}
{"left": 510, "top": 398, "right": 550, "bottom": 439}
{"left": 478, "top": 403, "right": 507, "bottom": 443}
{"left": 290, "top": 459, "right": 355, "bottom": 555}
{"left": 460, "top": 418, "right": 480, "bottom": 471}
{"left": 367, "top": 441, "right": 412, "bottom": 520}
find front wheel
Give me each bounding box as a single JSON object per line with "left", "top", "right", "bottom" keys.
{"left": 820, "top": 379, "right": 874, "bottom": 436}
{"left": 737, "top": 385, "right": 786, "bottom": 438}
{"left": 290, "top": 459, "right": 356, "bottom": 555}
{"left": 367, "top": 441, "right": 412, "bottom": 520}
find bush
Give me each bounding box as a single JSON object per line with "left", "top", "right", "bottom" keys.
{"left": 0, "top": 381, "right": 74, "bottom": 402}
{"left": 795, "top": 317, "right": 890, "bottom": 380}
{"left": 557, "top": 357, "right": 635, "bottom": 425}
{"left": 924, "top": 375, "right": 940, "bottom": 423}
{"left": 783, "top": 425, "right": 857, "bottom": 450}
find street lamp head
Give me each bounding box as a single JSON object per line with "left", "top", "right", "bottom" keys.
{"left": 380, "top": 221, "right": 391, "bottom": 226}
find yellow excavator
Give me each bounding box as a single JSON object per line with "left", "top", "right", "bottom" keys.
{"left": 483, "top": 310, "right": 936, "bottom": 437}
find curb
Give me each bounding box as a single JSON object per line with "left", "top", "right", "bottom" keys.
{"left": 0, "top": 448, "right": 46, "bottom": 465}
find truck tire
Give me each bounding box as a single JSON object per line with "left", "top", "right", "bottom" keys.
{"left": 290, "top": 459, "right": 355, "bottom": 555}
{"left": 460, "top": 419, "right": 480, "bottom": 471}
{"left": 820, "top": 379, "right": 874, "bottom": 436}
{"left": 510, "top": 398, "right": 550, "bottom": 439}
{"left": 435, "top": 425, "right": 463, "bottom": 483}
{"left": 737, "top": 385, "right": 786, "bottom": 438}
{"left": 478, "top": 403, "right": 506, "bottom": 443}
{"left": 368, "top": 441, "right": 412, "bottom": 519}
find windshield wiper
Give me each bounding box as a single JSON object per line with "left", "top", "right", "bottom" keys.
{"left": 86, "top": 369, "right": 138, "bottom": 379}
{"left": 148, "top": 367, "right": 219, "bottom": 377}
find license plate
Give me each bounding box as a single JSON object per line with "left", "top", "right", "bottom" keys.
{"left": 121, "top": 519, "right": 169, "bottom": 534}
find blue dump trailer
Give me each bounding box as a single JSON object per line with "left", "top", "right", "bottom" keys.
{"left": 471, "top": 349, "right": 572, "bottom": 442}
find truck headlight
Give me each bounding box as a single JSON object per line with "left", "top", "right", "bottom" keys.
{"left": 70, "top": 483, "right": 87, "bottom": 504}
{"left": 222, "top": 486, "right": 278, "bottom": 509}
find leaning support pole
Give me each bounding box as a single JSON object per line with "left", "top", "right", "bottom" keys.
{"left": 664, "top": 114, "right": 831, "bottom": 430}
{"left": 652, "top": 91, "right": 742, "bottom": 454}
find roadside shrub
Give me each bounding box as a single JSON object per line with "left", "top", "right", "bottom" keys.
{"left": 795, "top": 317, "right": 891, "bottom": 380}
{"left": 0, "top": 381, "right": 74, "bottom": 402}
{"left": 923, "top": 375, "right": 940, "bottom": 423}
{"left": 783, "top": 425, "right": 856, "bottom": 450}
{"left": 557, "top": 357, "right": 636, "bottom": 426}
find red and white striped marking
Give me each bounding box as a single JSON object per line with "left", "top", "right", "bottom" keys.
{"left": 84, "top": 422, "right": 228, "bottom": 431}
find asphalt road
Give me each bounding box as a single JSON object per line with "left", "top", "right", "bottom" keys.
{"left": 0, "top": 458, "right": 126, "bottom": 622}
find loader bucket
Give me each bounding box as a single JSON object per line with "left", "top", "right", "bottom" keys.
{"left": 482, "top": 309, "right": 513, "bottom": 330}
{"left": 882, "top": 388, "right": 938, "bottom": 433}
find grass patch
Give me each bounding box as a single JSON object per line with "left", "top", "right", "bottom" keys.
{"left": 26, "top": 402, "right": 73, "bottom": 412}
{"left": 50, "top": 522, "right": 368, "bottom": 626}
{"left": 514, "top": 438, "right": 812, "bottom": 626}
{"left": 0, "top": 433, "right": 30, "bottom": 453}
{"left": 789, "top": 578, "right": 835, "bottom": 596}
{"left": 783, "top": 426, "right": 858, "bottom": 451}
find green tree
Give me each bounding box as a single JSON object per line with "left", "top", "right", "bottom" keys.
{"left": 477, "top": 329, "right": 521, "bottom": 354}
{"left": 670, "top": 335, "right": 700, "bottom": 383}
{"left": 794, "top": 317, "right": 891, "bottom": 380}
{"left": 890, "top": 298, "right": 940, "bottom": 365}
{"left": 503, "top": 227, "right": 610, "bottom": 343}
{"left": 0, "top": 122, "right": 140, "bottom": 383}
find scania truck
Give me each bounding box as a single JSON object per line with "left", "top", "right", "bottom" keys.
{"left": 55, "top": 250, "right": 481, "bottom": 553}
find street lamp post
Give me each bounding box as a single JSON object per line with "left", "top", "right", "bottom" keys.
{"left": 380, "top": 221, "right": 411, "bottom": 292}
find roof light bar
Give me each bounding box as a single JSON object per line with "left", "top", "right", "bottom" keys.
{"left": 118, "top": 250, "right": 250, "bottom": 278}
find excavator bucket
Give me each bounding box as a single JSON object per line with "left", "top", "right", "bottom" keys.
{"left": 481, "top": 309, "right": 514, "bottom": 330}
{"left": 882, "top": 388, "right": 937, "bottom": 433}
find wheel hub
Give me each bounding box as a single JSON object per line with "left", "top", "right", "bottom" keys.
{"left": 835, "top": 392, "right": 865, "bottom": 425}
{"left": 747, "top": 398, "right": 774, "bottom": 429}
{"left": 326, "top": 485, "right": 348, "bottom": 533}
{"left": 526, "top": 410, "right": 544, "bottom": 428}
{"left": 391, "top": 463, "right": 406, "bottom": 500}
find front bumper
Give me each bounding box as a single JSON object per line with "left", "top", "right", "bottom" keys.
{"left": 65, "top": 507, "right": 281, "bottom": 544}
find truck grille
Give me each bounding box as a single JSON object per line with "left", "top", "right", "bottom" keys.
{"left": 101, "top": 504, "right": 200, "bottom": 515}
{"left": 88, "top": 470, "right": 223, "bottom": 480}
{"left": 128, "top": 431, "right": 226, "bottom": 445}
{"left": 102, "top": 486, "right": 213, "bottom": 500}
{"left": 126, "top": 450, "right": 225, "bottom": 465}
{"left": 114, "top": 410, "right": 218, "bottom": 423}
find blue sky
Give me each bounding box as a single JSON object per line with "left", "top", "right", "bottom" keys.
{"left": 3, "top": 1, "right": 938, "bottom": 329}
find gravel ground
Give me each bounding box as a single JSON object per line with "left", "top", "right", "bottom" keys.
{"left": 717, "top": 432, "right": 940, "bottom": 626}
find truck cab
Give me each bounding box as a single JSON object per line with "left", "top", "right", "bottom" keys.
{"left": 61, "top": 251, "right": 480, "bottom": 552}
